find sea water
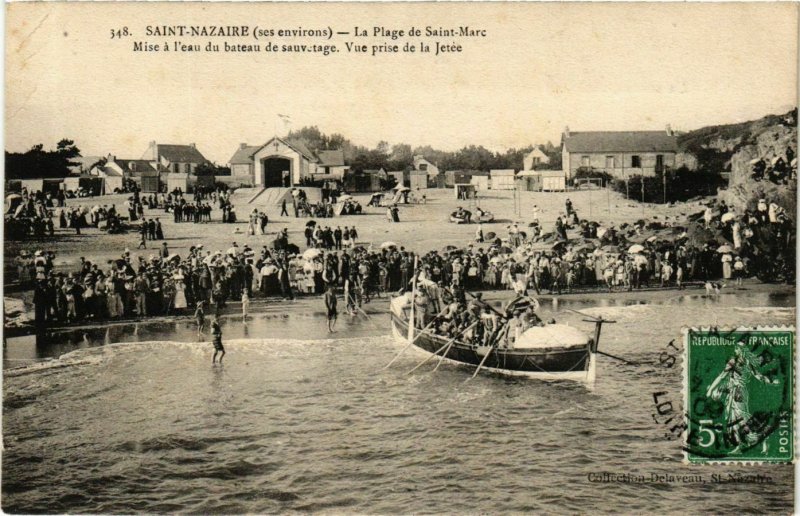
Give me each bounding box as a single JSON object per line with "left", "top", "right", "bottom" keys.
{"left": 3, "top": 291, "right": 795, "bottom": 513}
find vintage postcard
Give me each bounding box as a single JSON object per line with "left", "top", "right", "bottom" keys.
{"left": 3, "top": 2, "right": 797, "bottom": 514}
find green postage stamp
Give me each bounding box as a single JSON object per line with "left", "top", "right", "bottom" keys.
{"left": 684, "top": 327, "right": 794, "bottom": 464}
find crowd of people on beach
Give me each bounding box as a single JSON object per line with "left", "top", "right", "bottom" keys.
{"left": 8, "top": 173, "right": 795, "bottom": 334}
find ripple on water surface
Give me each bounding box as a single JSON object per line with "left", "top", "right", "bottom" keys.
{"left": 3, "top": 296, "right": 795, "bottom": 513}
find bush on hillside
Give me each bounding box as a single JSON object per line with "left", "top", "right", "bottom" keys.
{"left": 611, "top": 167, "right": 726, "bottom": 203}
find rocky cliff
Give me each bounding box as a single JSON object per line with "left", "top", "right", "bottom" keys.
{"left": 679, "top": 109, "right": 797, "bottom": 213}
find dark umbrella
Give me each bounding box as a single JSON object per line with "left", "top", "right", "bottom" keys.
{"left": 443, "top": 245, "right": 458, "bottom": 252}
{"left": 306, "top": 220, "right": 316, "bottom": 227}
{"left": 485, "top": 231, "right": 496, "bottom": 240}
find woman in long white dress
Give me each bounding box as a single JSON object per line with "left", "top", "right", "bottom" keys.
{"left": 254, "top": 212, "right": 263, "bottom": 235}
{"left": 247, "top": 212, "right": 256, "bottom": 236}
{"left": 721, "top": 253, "right": 733, "bottom": 280}
{"left": 173, "top": 273, "right": 188, "bottom": 310}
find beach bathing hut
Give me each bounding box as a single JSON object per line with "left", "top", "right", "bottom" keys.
{"left": 62, "top": 177, "right": 81, "bottom": 193}
{"left": 541, "top": 170, "right": 567, "bottom": 192}
{"left": 516, "top": 170, "right": 541, "bottom": 191}
{"left": 20, "top": 179, "right": 45, "bottom": 193}
{"left": 490, "top": 169, "right": 516, "bottom": 190}
{"left": 167, "top": 173, "right": 190, "bottom": 193}
{"left": 409, "top": 170, "right": 428, "bottom": 191}
{"left": 136, "top": 170, "right": 160, "bottom": 193}
{"left": 469, "top": 171, "right": 490, "bottom": 191}
{"left": 453, "top": 172, "right": 479, "bottom": 199}
{"left": 343, "top": 169, "right": 383, "bottom": 193}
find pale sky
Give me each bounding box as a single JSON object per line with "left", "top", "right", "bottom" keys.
{"left": 5, "top": 2, "right": 798, "bottom": 164}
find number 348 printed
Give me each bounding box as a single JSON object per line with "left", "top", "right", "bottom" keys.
{"left": 110, "top": 27, "right": 129, "bottom": 39}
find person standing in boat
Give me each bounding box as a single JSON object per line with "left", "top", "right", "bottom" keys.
{"left": 324, "top": 284, "right": 338, "bottom": 332}
{"left": 210, "top": 315, "right": 225, "bottom": 364}
{"left": 414, "top": 289, "right": 430, "bottom": 329}
{"left": 480, "top": 305, "right": 499, "bottom": 346}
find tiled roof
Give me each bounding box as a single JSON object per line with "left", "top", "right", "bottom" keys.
{"left": 564, "top": 131, "right": 678, "bottom": 153}
{"left": 116, "top": 159, "right": 159, "bottom": 176}
{"left": 157, "top": 144, "right": 208, "bottom": 163}
{"left": 229, "top": 145, "right": 260, "bottom": 165}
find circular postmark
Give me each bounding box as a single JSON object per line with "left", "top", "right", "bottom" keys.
{"left": 653, "top": 328, "right": 794, "bottom": 463}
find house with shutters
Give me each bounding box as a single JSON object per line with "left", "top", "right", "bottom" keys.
{"left": 522, "top": 147, "right": 550, "bottom": 171}
{"left": 141, "top": 141, "right": 210, "bottom": 175}
{"left": 91, "top": 155, "right": 160, "bottom": 192}
{"left": 413, "top": 155, "right": 439, "bottom": 182}
{"left": 561, "top": 126, "right": 679, "bottom": 180}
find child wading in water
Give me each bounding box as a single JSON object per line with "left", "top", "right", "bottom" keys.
{"left": 211, "top": 315, "right": 225, "bottom": 364}
{"left": 324, "top": 285, "right": 338, "bottom": 333}
{"left": 241, "top": 290, "right": 250, "bottom": 321}
{"left": 195, "top": 301, "right": 205, "bottom": 336}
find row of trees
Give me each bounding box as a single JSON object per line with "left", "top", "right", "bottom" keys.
{"left": 5, "top": 140, "right": 83, "bottom": 180}
{"left": 287, "top": 126, "right": 561, "bottom": 173}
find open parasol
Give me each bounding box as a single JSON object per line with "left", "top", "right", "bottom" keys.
{"left": 628, "top": 244, "right": 645, "bottom": 254}
{"left": 380, "top": 241, "right": 398, "bottom": 249}
{"left": 302, "top": 248, "right": 321, "bottom": 260}
{"left": 720, "top": 212, "right": 736, "bottom": 223}
{"left": 716, "top": 245, "right": 733, "bottom": 254}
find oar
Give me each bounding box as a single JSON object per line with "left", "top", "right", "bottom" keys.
{"left": 406, "top": 321, "right": 478, "bottom": 375}
{"left": 433, "top": 333, "right": 459, "bottom": 372}
{"left": 468, "top": 343, "right": 495, "bottom": 380}
{"left": 597, "top": 350, "right": 639, "bottom": 366}
{"left": 568, "top": 308, "right": 601, "bottom": 320}
{"left": 382, "top": 305, "right": 449, "bottom": 370}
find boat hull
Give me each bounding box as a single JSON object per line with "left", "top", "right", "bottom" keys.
{"left": 391, "top": 312, "right": 593, "bottom": 382}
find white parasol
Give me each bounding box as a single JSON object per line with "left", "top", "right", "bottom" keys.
{"left": 302, "top": 248, "right": 322, "bottom": 260}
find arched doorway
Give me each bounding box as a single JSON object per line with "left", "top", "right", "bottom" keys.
{"left": 262, "top": 157, "right": 291, "bottom": 187}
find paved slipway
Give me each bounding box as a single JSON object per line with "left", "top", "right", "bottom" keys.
{"left": 3, "top": 289, "right": 795, "bottom": 514}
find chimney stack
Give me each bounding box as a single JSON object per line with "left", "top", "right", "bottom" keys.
{"left": 190, "top": 143, "right": 196, "bottom": 148}
{"left": 564, "top": 126, "right": 570, "bottom": 138}
{"left": 666, "top": 124, "right": 673, "bottom": 136}
{"left": 240, "top": 143, "right": 248, "bottom": 150}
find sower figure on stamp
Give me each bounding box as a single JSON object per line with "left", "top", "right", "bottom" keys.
{"left": 706, "top": 339, "right": 780, "bottom": 452}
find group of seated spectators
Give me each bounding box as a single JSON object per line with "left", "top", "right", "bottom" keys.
{"left": 751, "top": 148, "right": 796, "bottom": 184}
